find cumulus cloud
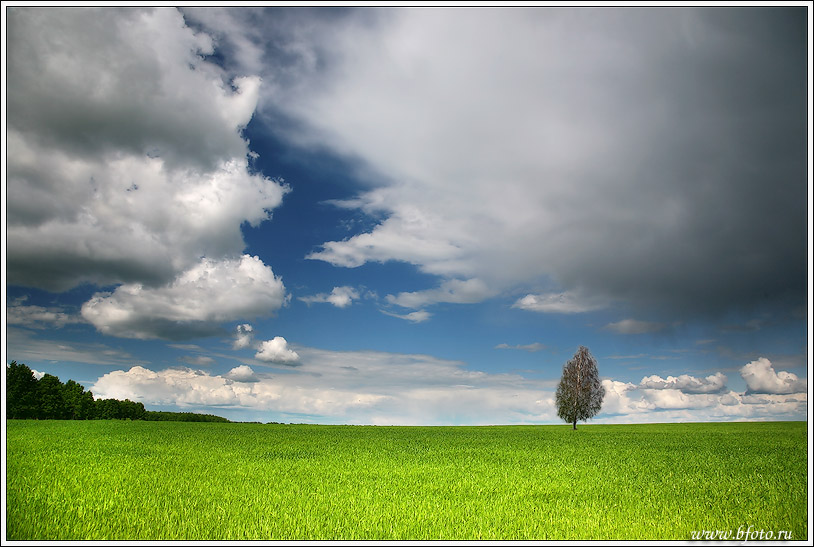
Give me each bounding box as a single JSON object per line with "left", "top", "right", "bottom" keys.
{"left": 224, "top": 365, "right": 259, "bottom": 383}
{"left": 232, "top": 324, "right": 255, "bottom": 350}
{"left": 299, "top": 286, "right": 360, "bottom": 308}
{"left": 255, "top": 337, "right": 300, "bottom": 364}
{"left": 6, "top": 8, "right": 288, "bottom": 292}
{"left": 88, "top": 347, "right": 806, "bottom": 425}
{"left": 639, "top": 372, "right": 727, "bottom": 394}
{"left": 212, "top": 8, "right": 805, "bottom": 318}
{"left": 599, "top": 380, "right": 654, "bottom": 416}
{"left": 604, "top": 319, "right": 667, "bottom": 335}
{"left": 741, "top": 357, "right": 807, "bottom": 394}
{"left": 90, "top": 347, "right": 557, "bottom": 424}
{"left": 81, "top": 255, "right": 287, "bottom": 340}
{"left": 598, "top": 375, "right": 806, "bottom": 423}
{"left": 512, "top": 292, "right": 605, "bottom": 314}
{"left": 640, "top": 389, "right": 722, "bottom": 411}
{"left": 92, "top": 366, "right": 243, "bottom": 406}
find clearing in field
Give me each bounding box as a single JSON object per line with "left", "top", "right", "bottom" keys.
{"left": 5, "top": 420, "right": 807, "bottom": 541}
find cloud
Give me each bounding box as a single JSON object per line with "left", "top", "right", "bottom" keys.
{"left": 88, "top": 346, "right": 806, "bottom": 425}
{"left": 224, "top": 8, "right": 805, "bottom": 320}
{"left": 721, "top": 319, "right": 766, "bottom": 333}
{"left": 607, "top": 354, "right": 677, "bottom": 361}
{"left": 80, "top": 255, "right": 288, "bottom": 340}
{"left": 385, "top": 278, "right": 493, "bottom": 309}
{"left": 598, "top": 377, "right": 806, "bottom": 423}
{"left": 600, "top": 380, "right": 655, "bottom": 416}
{"left": 639, "top": 372, "right": 727, "bottom": 394}
{"left": 495, "top": 343, "right": 547, "bottom": 353}
{"left": 255, "top": 337, "right": 300, "bottom": 364}
{"left": 639, "top": 389, "right": 723, "bottom": 411}
{"left": 6, "top": 326, "right": 138, "bottom": 366}
{"left": 740, "top": 357, "right": 807, "bottom": 394}
{"left": 6, "top": 301, "right": 83, "bottom": 329}
{"left": 299, "top": 286, "right": 360, "bottom": 308}
{"left": 92, "top": 366, "right": 243, "bottom": 406}
{"left": 512, "top": 292, "right": 605, "bottom": 314}
{"left": 6, "top": 8, "right": 288, "bottom": 292}
{"left": 603, "top": 319, "right": 667, "bottom": 335}
{"left": 224, "top": 365, "right": 259, "bottom": 383}
{"left": 232, "top": 324, "right": 255, "bottom": 350}
{"left": 379, "top": 310, "right": 433, "bottom": 323}
{"left": 90, "top": 346, "right": 558, "bottom": 424}
{"left": 598, "top": 358, "right": 808, "bottom": 421}
{"left": 179, "top": 356, "right": 215, "bottom": 367}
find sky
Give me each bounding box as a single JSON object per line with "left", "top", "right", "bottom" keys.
{"left": 3, "top": 5, "right": 811, "bottom": 425}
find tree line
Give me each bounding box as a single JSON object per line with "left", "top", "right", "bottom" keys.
{"left": 5, "top": 361, "right": 229, "bottom": 422}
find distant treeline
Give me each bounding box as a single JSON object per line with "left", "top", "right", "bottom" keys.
{"left": 6, "top": 361, "right": 229, "bottom": 422}
{"left": 143, "top": 411, "right": 229, "bottom": 422}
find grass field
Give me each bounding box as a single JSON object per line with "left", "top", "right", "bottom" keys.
{"left": 5, "top": 420, "right": 808, "bottom": 540}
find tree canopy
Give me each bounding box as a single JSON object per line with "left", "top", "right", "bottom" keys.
{"left": 555, "top": 346, "right": 605, "bottom": 429}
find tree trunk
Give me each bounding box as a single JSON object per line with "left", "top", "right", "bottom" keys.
{"left": 572, "top": 418, "right": 577, "bottom": 430}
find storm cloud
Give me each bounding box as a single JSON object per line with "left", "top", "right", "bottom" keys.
{"left": 204, "top": 8, "right": 806, "bottom": 321}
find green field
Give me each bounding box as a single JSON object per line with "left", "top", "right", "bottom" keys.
{"left": 5, "top": 420, "right": 807, "bottom": 541}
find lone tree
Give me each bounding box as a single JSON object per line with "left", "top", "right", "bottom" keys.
{"left": 555, "top": 346, "right": 605, "bottom": 429}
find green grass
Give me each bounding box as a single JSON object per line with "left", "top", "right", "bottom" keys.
{"left": 5, "top": 420, "right": 807, "bottom": 540}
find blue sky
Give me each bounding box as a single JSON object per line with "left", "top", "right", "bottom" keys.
{"left": 3, "top": 5, "right": 810, "bottom": 425}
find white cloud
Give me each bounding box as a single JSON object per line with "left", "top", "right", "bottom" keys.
{"left": 224, "top": 365, "right": 259, "bottom": 383}
{"left": 299, "top": 286, "right": 360, "bottom": 308}
{"left": 495, "top": 343, "right": 547, "bottom": 353}
{"left": 741, "top": 357, "right": 807, "bottom": 394}
{"left": 598, "top": 377, "right": 806, "bottom": 423}
{"left": 80, "top": 255, "right": 287, "bottom": 340}
{"left": 512, "top": 292, "right": 605, "bottom": 314}
{"left": 92, "top": 366, "right": 242, "bottom": 406}
{"left": 90, "top": 347, "right": 558, "bottom": 425}
{"left": 255, "top": 337, "right": 300, "bottom": 364}
{"left": 640, "top": 389, "right": 722, "bottom": 411}
{"left": 88, "top": 347, "right": 807, "bottom": 425}
{"left": 232, "top": 324, "right": 255, "bottom": 350}
{"left": 379, "top": 310, "right": 433, "bottom": 323}
{"left": 639, "top": 372, "right": 727, "bottom": 394}
{"left": 600, "top": 379, "right": 654, "bottom": 416}
{"left": 7, "top": 8, "right": 288, "bottom": 291}
{"left": 603, "top": 319, "right": 666, "bottom": 335}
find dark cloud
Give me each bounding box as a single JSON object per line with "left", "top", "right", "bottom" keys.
{"left": 240, "top": 8, "right": 807, "bottom": 321}
{"left": 6, "top": 8, "right": 287, "bottom": 292}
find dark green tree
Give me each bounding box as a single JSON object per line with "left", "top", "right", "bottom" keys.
{"left": 62, "top": 380, "right": 96, "bottom": 420}
{"left": 555, "top": 346, "right": 605, "bottom": 430}
{"left": 93, "top": 398, "right": 146, "bottom": 420}
{"left": 6, "top": 361, "right": 39, "bottom": 419}
{"left": 120, "top": 399, "right": 146, "bottom": 420}
{"left": 36, "top": 373, "right": 69, "bottom": 419}
{"left": 94, "top": 398, "right": 120, "bottom": 419}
